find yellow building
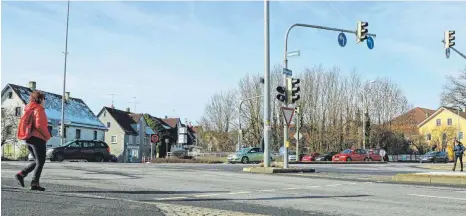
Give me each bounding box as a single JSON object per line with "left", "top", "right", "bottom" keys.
{"left": 417, "top": 107, "right": 466, "bottom": 160}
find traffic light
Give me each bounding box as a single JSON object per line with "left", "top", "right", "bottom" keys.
{"left": 276, "top": 86, "right": 287, "bottom": 103}
{"left": 445, "top": 30, "right": 455, "bottom": 49}
{"left": 356, "top": 21, "right": 369, "bottom": 43}
{"left": 287, "top": 78, "right": 301, "bottom": 104}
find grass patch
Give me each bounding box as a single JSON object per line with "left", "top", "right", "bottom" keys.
{"left": 151, "top": 158, "right": 225, "bottom": 164}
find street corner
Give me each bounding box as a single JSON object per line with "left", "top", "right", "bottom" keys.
{"left": 242, "top": 166, "right": 315, "bottom": 174}
{"left": 392, "top": 172, "right": 466, "bottom": 185}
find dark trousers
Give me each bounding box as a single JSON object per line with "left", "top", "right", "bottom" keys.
{"left": 453, "top": 154, "right": 463, "bottom": 171}
{"left": 21, "top": 136, "right": 47, "bottom": 184}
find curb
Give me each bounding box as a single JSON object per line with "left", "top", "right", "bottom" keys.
{"left": 392, "top": 173, "right": 466, "bottom": 185}
{"left": 287, "top": 161, "right": 388, "bottom": 164}
{"left": 243, "top": 167, "right": 316, "bottom": 174}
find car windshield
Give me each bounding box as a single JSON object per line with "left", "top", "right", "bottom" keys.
{"left": 59, "top": 141, "right": 74, "bottom": 147}
{"left": 341, "top": 149, "right": 352, "bottom": 154}
{"left": 425, "top": 151, "right": 437, "bottom": 156}
{"left": 289, "top": 151, "right": 296, "bottom": 155}
{"left": 239, "top": 148, "right": 250, "bottom": 153}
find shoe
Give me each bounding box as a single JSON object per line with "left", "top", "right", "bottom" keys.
{"left": 15, "top": 173, "right": 25, "bottom": 187}
{"left": 30, "top": 184, "right": 45, "bottom": 191}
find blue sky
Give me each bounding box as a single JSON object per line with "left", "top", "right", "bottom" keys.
{"left": 2, "top": 1, "right": 465, "bottom": 123}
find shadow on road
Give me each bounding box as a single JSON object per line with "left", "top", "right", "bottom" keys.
{"left": 63, "top": 190, "right": 229, "bottom": 194}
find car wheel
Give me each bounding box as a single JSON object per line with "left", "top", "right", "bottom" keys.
{"left": 444, "top": 158, "right": 448, "bottom": 163}
{"left": 55, "top": 153, "right": 64, "bottom": 162}
{"left": 241, "top": 156, "right": 249, "bottom": 164}
{"left": 346, "top": 158, "right": 352, "bottom": 162}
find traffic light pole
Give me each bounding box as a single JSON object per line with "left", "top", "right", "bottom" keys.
{"left": 263, "top": 0, "right": 271, "bottom": 167}
{"left": 283, "top": 23, "right": 376, "bottom": 168}
{"left": 442, "top": 40, "right": 466, "bottom": 60}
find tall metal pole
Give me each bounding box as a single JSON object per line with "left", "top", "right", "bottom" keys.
{"left": 442, "top": 40, "right": 466, "bottom": 60}
{"left": 296, "top": 106, "right": 300, "bottom": 161}
{"left": 60, "top": 0, "right": 71, "bottom": 145}
{"left": 263, "top": 0, "right": 271, "bottom": 167}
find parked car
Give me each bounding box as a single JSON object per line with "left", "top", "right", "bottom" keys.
{"left": 420, "top": 151, "right": 448, "bottom": 163}
{"left": 332, "top": 149, "right": 371, "bottom": 162}
{"left": 302, "top": 152, "right": 320, "bottom": 162}
{"left": 288, "top": 151, "right": 297, "bottom": 162}
{"left": 47, "top": 140, "right": 112, "bottom": 162}
{"left": 366, "top": 149, "right": 383, "bottom": 161}
{"left": 227, "top": 147, "right": 273, "bottom": 164}
{"left": 315, "top": 152, "right": 337, "bottom": 161}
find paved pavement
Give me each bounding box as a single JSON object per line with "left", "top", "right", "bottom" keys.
{"left": 2, "top": 161, "right": 465, "bottom": 216}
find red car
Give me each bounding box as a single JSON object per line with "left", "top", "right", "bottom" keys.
{"left": 302, "top": 152, "right": 320, "bottom": 161}
{"left": 332, "top": 149, "right": 371, "bottom": 162}
{"left": 366, "top": 149, "right": 383, "bottom": 161}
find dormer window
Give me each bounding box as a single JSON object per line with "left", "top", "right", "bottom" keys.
{"left": 8, "top": 92, "right": 12, "bottom": 99}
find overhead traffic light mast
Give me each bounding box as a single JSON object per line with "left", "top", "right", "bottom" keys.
{"left": 445, "top": 30, "right": 456, "bottom": 49}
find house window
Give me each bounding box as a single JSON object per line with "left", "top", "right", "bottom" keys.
{"left": 137, "top": 124, "right": 140, "bottom": 131}
{"left": 436, "top": 119, "right": 441, "bottom": 126}
{"left": 75, "top": 129, "right": 81, "bottom": 139}
{"left": 426, "top": 133, "right": 431, "bottom": 141}
{"left": 447, "top": 118, "right": 452, "bottom": 126}
{"left": 15, "top": 107, "right": 21, "bottom": 117}
{"left": 6, "top": 126, "right": 12, "bottom": 136}
{"left": 107, "top": 122, "right": 111, "bottom": 128}
{"left": 103, "top": 111, "right": 106, "bottom": 117}
{"left": 111, "top": 135, "right": 117, "bottom": 143}
{"left": 8, "top": 92, "right": 12, "bottom": 99}
{"left": 93, "top": 131, "right": 97, "bottom": 140}
{"left": 459, "top": 132, "right": 464, "bottom": 140}
{"left": 136, "top": 137, "right": 140, "bottom": 144}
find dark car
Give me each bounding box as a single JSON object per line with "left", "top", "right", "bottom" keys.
{"left": 315, "top": 152, "right": 337, "bottom": 161}
{"left": 47, "top": 140, "right": 111, "bottom": 162}
{"left": 420, "top": 151, "right": 448, "bottom": 163}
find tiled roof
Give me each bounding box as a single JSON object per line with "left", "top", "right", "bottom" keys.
{"left": 161, "top": 118, "right": 179, "bottom": 128}
{"left": 4, "top": 83, "right": 106, "bottom": 129}
{"left": 103, "top": 107, "right": 138, "bottom": 135}
{"left": 130, "top": 113, "right": 143, "bottom": 123}
{"left": 391, "top": 107, "right": 436, "bottom": 125}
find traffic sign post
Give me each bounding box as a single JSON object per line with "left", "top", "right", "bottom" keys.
{"left": 338, "top": 32, "right": 347, "bottom": 47}
{"left": 367, "top": 36, "right": 375, "bottom": 50}
{"left": 446, "top": 48, "right": 451, "bottom": 59}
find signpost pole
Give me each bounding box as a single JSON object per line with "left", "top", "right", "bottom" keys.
{"left": 296, "top": 106, "right": 300, "bottom": 162}
{"left": 263, "top": 0, "right": 271, "bottom": 168}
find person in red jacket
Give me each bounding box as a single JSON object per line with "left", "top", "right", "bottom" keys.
{"left": 15, "top": 91, "right": 51, "bottom": 191}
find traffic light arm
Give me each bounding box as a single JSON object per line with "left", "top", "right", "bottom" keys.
{"left": 284, "top": 23, "right": 376, "bottom": 68}
{"left": 442, "top": 40, "right": 466, "bottom": 60}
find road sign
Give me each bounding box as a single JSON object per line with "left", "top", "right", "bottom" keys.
{"left": 367, "top": 36, "right": 374, "bottom": 50}
{"left": 338, "top": 32, "right": 347, "bottom": 47}
{"left": 283, "top": 68, "right": 292, "bottom": 77}
{"left": 293, "top": 132, "right": 302, "bottom": 140}
{"left": 281, "top": 107, "right": 295, "bottom": 128}
{"left": 151, "top": 134, "right": 159, "bottom": 143}
{"left": 446, "top": 48, "right": 451, "bottom": 59}
{"left": 287, "top": 50, "right": 300, "bottom": 57}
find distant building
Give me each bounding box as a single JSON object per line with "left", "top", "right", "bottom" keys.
{"left": 1, "top": 81, "right": 107, "bottom": 157}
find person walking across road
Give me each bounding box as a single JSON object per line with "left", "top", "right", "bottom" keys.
{"left": 379, "top": 147, "right": 387, "bottom": 162}
{"left": 453, "top": 139, "right": 465, "bottom": 172}
{"left": 15, "top": 91, "right": 51, "bottom": 191}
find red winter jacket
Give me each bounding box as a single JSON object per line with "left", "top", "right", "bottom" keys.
{"left": 23, "top": 102, "right": 51, "bottom": 142}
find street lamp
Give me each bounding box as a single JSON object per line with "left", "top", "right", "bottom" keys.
{"left": 60, "top": 0, "right": 71, "bottom": 145}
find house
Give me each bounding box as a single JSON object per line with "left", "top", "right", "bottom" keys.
{"left": 389, "top": 107, "right": 436, "bottom": 138}
{"left": 417, "top": 106, "right": 466, "bottom": 158}
{"left": 97, "top": 107, "right": 155, "bottom": 163}
{"left": 160, "top": 117, "right": 197, "bottom": 150}
{"left": 1, "top": 81, "right": 107, "bottom": 157}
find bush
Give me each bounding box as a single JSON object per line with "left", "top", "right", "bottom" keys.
{"left": 151, "top": 158, "right": 224, "bottom": 164}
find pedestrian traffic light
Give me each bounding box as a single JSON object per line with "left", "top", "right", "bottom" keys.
{"left": 356, "top": 21, "right": 369, "bottom": 43}
{"left": 445, "top": 30, "right": 456, "bottom": 49}
{"left": 287, "top": 78, "right": 301, "bottom": 104}
{"left": 276, "top": 86, "right": 287, "bottom": 103}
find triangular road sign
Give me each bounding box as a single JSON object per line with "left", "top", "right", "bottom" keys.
{"left": 281, "top": 107, "right": 295, "bottom": 128}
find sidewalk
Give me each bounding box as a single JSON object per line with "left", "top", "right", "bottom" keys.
{"left": 393, "top": 171, "right": 466, "bottom": 185}
{"left": 416, "top": 163, "right": 465, "bottom": 170}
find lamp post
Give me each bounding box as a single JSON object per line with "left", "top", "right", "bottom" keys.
{"left": 362, "top": 79, "right": 379, "bottom": 150}
{"left": 60, "top": 0, "right": 71, "bottom": 145}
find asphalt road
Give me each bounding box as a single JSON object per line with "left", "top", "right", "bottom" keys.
{"left": 2, "top": 161, "right": 465, "bottom": 216}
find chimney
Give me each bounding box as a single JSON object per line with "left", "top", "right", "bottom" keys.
{"left": 165, "top": 115, "right": 168, "bottom": 119}
{"left": 28, "top": 81, "right": 36, "bottom": 91}
{"left": 126, "top": 107, "right": 130, "bottom": 112}
{"left": 65, "top": 92, "right": 70, "bottom": 101}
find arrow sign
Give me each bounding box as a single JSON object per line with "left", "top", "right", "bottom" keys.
{"left": 446, "top": 48, "right": 451, "bottom": 59}
{"left": 367, "top": 36, "right": 375, "bottom": 50}
{"left": 281, "top": 107, "right": 295, "bottom": 128}
{"left": 338, "top": 32, "right": 347, "bottom": 47}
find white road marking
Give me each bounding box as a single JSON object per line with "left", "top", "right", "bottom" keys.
{"left": 194, "top": 194, "right": 220, "bottom": 197}
{"left": 455, "top": 191, "right": 466, "bottom": 193}
{"left": 258, "top": 189, "right": 275, "bottom": 192}
{"left": 284, "top": 187, "right": 298, "bottom": 190}
{"left": 227, "top": 191, "right": 250, "bottom": 195}
{"left": 307, "top": 185, "right": 321, "bottom": 188}
{"left": 154, "top": 196, "right": 188, "bottom": 201}
{"left": 326, "top": 184, "right": 342, "bottom": 187}
{"left": 408, "top": 194, "right": 466, "bottom": 201}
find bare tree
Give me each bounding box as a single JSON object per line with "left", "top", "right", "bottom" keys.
{"left": 441, "top": 66, "right": 466, "bottom": 108}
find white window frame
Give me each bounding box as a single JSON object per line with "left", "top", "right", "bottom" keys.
{"left": 111, "top": 135, "right": 117, "bottom": 144}
{"left": 128, "top": 135, "right": 133, "bottom": 144}
{"left": 136, "top": 136, "right": 140, "bottom": 144}
{"left": 436, "top": 119, "right": 441, "bottom": 126}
